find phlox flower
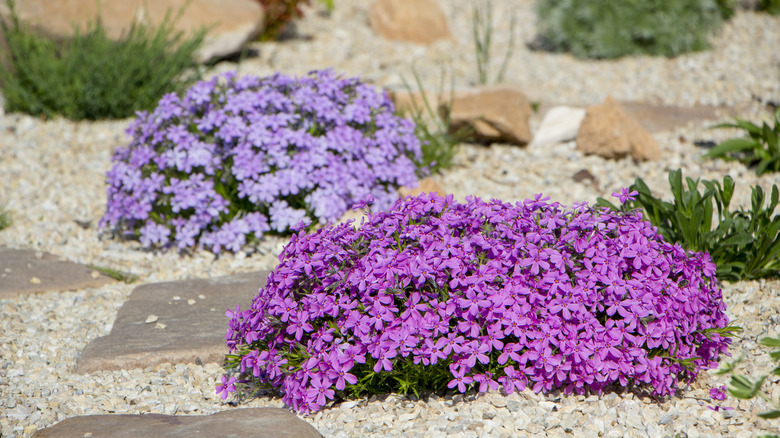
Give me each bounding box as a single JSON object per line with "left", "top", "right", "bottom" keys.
{"left": 221, "top": 193, "right": 732, "bottom": 413}
{"left": 612, "top": 188, "right": 639, "bottom": 203}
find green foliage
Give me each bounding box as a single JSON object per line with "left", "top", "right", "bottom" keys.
{"left": 0, "top": 203, "right": 11, "bottom": 231}
{"left": 597, "top": 169, "right": 780, "bottom": 281}
{"left": 534, "top": 0, "right": 725, "bottom": 59}
{"left": 0, "top": 0, "right": 205, "bottom": 121}
{"left": 255, "top": 0, "right": 311, "bottom": 41}
{"left": 716, "top": 0, "right": 737, "bottom": 19}
{"left": 86, "top": 264, "right": 139, "bottom": 284}
{"left": 715, "top": 333, "right": 780, "bottom": 424}
{"left": 760, "top": 0, "right": 780, "bottom": 14}
{"left": 398, "top": 66, "right": 473, "bottom": 175}
{"left": 472, "top": 0, "right": 516, "bottom": 84}
{"left": 706, "top": 108, "right": 780, "bottom": 176}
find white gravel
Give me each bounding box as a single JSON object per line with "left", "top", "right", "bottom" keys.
{"left": 1, "top": 0, "right": 780, "bottom": 437}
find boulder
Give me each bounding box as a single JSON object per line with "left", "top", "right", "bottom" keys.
{"left": 531, "top": 106, "right": 586, "bottom": 147}
{"left": 32, "top": 408, "right": 322, "bottom": 438}
{"left": 0, "top": 0, "right": 265, "bottom": 62}
{"left": 576, "top": 96, "right": 660, "bottom": 161}
{"left": 369, "top": 0, "right": 452, "bottom": 44}
{"left": 446, "top": 85, "right": 533, "bottom": 146}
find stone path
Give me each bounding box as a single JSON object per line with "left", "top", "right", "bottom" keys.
{"left": 76, "top": 271, "right": 268, "bottom": 374}
{"left": 31, "top": 408, "right": 322, "bottom": 438}
{"left": 0, "top": 246, "right": 114, "bottom": 298}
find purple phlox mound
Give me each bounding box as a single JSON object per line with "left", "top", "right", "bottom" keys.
{"left": 101, "top": 69, "right": 422, "bottom": 253}
{"left": 222, "top": 193, "right": 731, "bottom": 413}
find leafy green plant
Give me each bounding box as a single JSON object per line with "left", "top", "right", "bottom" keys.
{"left": 716, "top": 0, "right": 737, "bottom": 19}
{"left": 715, "top": 333, "right": 780, "bottom": 427}
{"left": 86, "top": 264, "right": 139, "bottom": 284}
{"left": 472, "top": 0, "right": 516, "bottom": 84}
{"left": 398, "top": 66, "right": 473, "bottom": 175}
{"left": 597, "top": 169, "right": 780, "bottom": 281}
{"left": 0, "top": 0, "right": 205, "bottom": 120}
{"left": 0, "top": 203, "right": 11, "bottom": 231}
{"left": 760, "top": 0, "right": 780, "bottom": 14}
{"left": 255, "top": 0, "right": 310, "bottom": 41}
{"left": 534, "top": 0, "right": 725, "bottom": 59}
{"left": 705, "top": 108, "right": 780, "bottom": 176}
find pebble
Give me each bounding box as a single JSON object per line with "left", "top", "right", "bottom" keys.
{"left": 1, "top": 1, "right": 780, "bottom": 437}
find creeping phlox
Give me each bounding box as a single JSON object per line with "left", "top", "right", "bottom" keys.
{"left": 221, "top": 193, "right": 731, "bottom": 413}
{"left": 101, "top": 69, "right": 422, "bottom": 253}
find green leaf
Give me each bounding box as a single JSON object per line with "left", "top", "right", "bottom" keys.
{"left": 760, "top": 336, "right": 780, "bottom": 348}
{"left": 727, "top": 374, "right": 766, "bottom": 399}
{"left": 718, "top": 232, "right": 755, "bottom": 247}
{"left": 758, "top": 409, "right": 780, "bottom": 419}
{"left": 704, "top": 138, "right": 760, "bottom": 159}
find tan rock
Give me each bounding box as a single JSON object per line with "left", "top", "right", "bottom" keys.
{"left": 576, "top": 96, "right": 660, "bottom": 161}
{"left": 446, "top": 85, "right": 533, "bottom": 145}
{"left": 32, "top": 408, "right": 323, "bottom": 438}
{"left": 0, "top": 0, "right": 265, "bottom": 62}
{"left": 399, "top": 177, "right": 446, "bottom": 197}
{"left": 369, "top": 0, "right": 452, "bottom": 44}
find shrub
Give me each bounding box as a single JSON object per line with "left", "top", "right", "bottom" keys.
{"left": 0, "top": 0, "right": 205, "bottom": 121}
{"left": 534, "top": 0, "right": 725, "bottom": 59}
{"left": 101, "top": 69, "right": 422, "bottom": 253}
{"left": 760, "top": 0, "right": 780, "bottom": 14}
{"left": 220, "top": 192, "right": 733, "bottom": 413}
{"left": 597, "top": 169, "right": 780, "bottom": 282}
{"left": 705, "top": 108, "right": 780, "bottom": 176}
{"left": 255, "top": 0, "right": 310, "bottom": 41}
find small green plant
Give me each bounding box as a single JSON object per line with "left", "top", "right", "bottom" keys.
{"left": 716, "top": 0, "right": 737, "bottom": 19}
{"left": 398, "top": 66, "right": 474, "bottom": 175}
{"left": 0, "top": 203, "right": 11, "bottom": 231}
{"left": 715, "top": 333, "right": 780, "bottom": 428}
{"left": 534, "top": 0, "right": 725, "bottom": 59}
{"left": 0, "top": 0, "right": 205, "bottom": 120}
{"left": 760, "top": 0, "right": 780, "bottom": 14}
{"left": 255, "top": 0, "right": 311, "bottom": 41}
{"left": 705, "top": 108, "right": 780, "bottom": 176}
{"left": 86, "top": 265, "right": 139, "bottom": 284}
{"left": 471, "top": 0, "right": 516, "bottom": 84}
{"left": 597, "top": 169, "right": 780, "bottom": 281}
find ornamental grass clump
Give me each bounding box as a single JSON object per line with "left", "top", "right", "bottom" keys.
{"left": 101, "top": 70, "right": 422, "bottom": 253}
{"left": 220, "top": 192, "right": 733, "bottom": 413}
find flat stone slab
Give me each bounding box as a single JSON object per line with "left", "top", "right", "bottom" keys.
{"left": 0, "top": 246, "right": 114, "bottom": 298}
{"left": 32, "top": 408, "right": 322, "bottom": 438}
{"left": 76, "top": 270, "right": 269, "bottom": 374}
{"left": 536, "top": 100, "right": 725, "bottom": 134}
{"left": 620, "top": 101, "right": 723, "bottom": 133}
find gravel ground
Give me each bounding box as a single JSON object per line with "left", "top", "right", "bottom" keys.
{"left": 1, "top": 0, "right": 780, "bottom": 436}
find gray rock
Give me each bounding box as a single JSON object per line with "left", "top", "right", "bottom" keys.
{"left": 0, "top": 247, "right": 113, "bottom": 297}
{"left": 31, "top": 408, "right": 322, "bottom": 438}
{"left": 75, "top": 271, "right": 268, "bottom": 373}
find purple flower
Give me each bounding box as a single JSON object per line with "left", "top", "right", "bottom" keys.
{"left": 220, "top": 193, "right": 732, "bottom": 413}
{"left": 216, "top": 375, "right": 237, "bottom": 400}
{"left": 710, "top": 385, "right": 728, "bottom": 401}
{"left": 612, "top": 188, "right": 639, "bottom": 203}
{"left": 102, "top": 70, "right": 423, "bottom": 252}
